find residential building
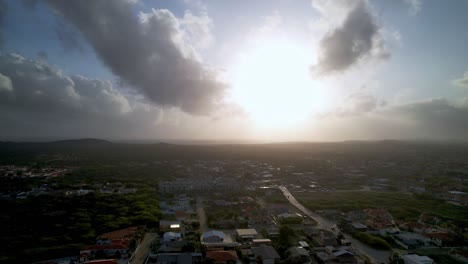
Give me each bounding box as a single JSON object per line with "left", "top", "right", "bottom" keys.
{"left": 251, "top": 246, "right": 280, "bottom": 264}
{"left": 401, "top": 254, "right": 433, "bottom": 264}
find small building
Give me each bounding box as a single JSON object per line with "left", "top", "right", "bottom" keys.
{"left": 401, "top": 254, "right": 433, "bottom": 264}
{"left": 251, "top": 246, "right": 280, "bottom": 264}
{"left": 252, "top": 239, "right": 272, "bottom": 246}
{"left": 159, "top": 220, "right": 181, "bottom": 232}
{"left": 236, "top": 228, "right": 258, "bottom": 241}
{"left": 350, "top": 222, "right": 368, "bottom": 232}
{"left": 202, "top": 230, "right": 225, "bottom": 243}
{"left": 163, "top": 232, "right": 182, "bottom": 242}
{"left": 298, "top": 241, "right": 310, "bottom": 249}
{"left": 333, "top": 250, "right": 356, "bottom": 263}
{"left": 288, "top": 247, "right": 309, "bottom": 262}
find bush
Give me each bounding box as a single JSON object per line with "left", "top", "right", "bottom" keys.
{"left": 352, "top": 232, "right": 391, "bottom": 250}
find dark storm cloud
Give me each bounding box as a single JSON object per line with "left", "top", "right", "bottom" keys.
{"left": 46, "top": 0, "right": 227, "bottom": 115}
{"left": 314, "top": 1, "right": 389, "bottom": 74}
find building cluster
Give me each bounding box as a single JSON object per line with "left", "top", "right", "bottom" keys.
{"left": 159, "top": 178, "right": 240, "bottom": 193}
{"left": 79, "top": 226, "right": 140, "bottom": 264}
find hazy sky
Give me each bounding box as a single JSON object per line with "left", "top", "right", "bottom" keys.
{"left": 1, "top": 0, "right": 468, "bottom": 142}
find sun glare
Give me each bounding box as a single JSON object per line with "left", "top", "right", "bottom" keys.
{"left": 230, "top": 38, "right": 328, "bottom": 128}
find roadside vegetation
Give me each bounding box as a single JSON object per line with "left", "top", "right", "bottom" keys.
{"left": 297, "top": 191, "right": 468, "bottom": 224}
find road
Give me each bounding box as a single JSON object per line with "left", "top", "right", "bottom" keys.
{"left": 196, "top": 197, "right": 209, "bottom": 233}
{"left": 279, "top": 186, "right": 391, "bottom": 263}
{"left": 279, "top": 186, "right": 333, "bottom": 230}
{"left": 131, "top": 232, "right": 157, "bottom": 264}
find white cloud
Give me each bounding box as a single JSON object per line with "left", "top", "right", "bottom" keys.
{"left": 403, "top": 0, "right": 422, "bottom": 16}
{"left": 0, "top": 72, "right": 12, "bottom": 91}
{"left": 452, "top": 71, "right": 468, "bottom": 88}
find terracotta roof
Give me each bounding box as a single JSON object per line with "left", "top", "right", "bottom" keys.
{"left": 206, "top": 250, "right": 238, "bottom": 262}
{"left": 425, "top": 232, "right": 455, "bottom": 241}
{"left": 175, "top": 211, "right": 188, "bottom": 218}
{"left": 97, "top": 226, "right": 138, "bottom": 240}
{"left": 85, "top": 243, "right": 128, "bottom": 250}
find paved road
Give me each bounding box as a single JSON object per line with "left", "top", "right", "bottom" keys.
{"left": 131, "top": 232, "right": 157, "bottom": 264}
{"left": 279, "top": 186, "right": 333, "bottom": 230}
{"left": 196, "top": 197, "right": 208, "bottom": 233}
{"left": 279, "top": 186, "right": 391, "bottom": 263}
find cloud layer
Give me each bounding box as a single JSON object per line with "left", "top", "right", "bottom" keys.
{"left": 312, "top": 0, "right": 389, "bottom": 74}
{"left": 312, "top": 97, "right": 468, "bottom": 141}
{"left": 0, "top": 53, "right": 164, "bottom": 138}
{"left": 46, "top": 0, "right": 226, "bottom": 115}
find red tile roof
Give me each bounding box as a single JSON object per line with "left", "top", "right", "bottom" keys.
{"left": 84, "top": 260, "right": 119, "bottom": 264}
{"left": 425, "top": 232, "right": 455, "bottom": 241}
{"left": 206, "top": 250, "right": 238, "bottom": 262}
{"left": 85, "top": 244, "right": 128, "bottom": 250}
{"left": 97, "top": 226, "right": 138, "bottom": 240}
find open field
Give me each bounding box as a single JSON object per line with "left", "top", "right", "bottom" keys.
{"left": 296, "top": 191, "right": 468, "bottom": 223}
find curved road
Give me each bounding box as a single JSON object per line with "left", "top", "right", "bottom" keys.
{"left": 279, "top": 186, "right": 391, "bottom": 264}
{"left": 279, "top": 186, "right": 333, "bottom": 230}
{"left": 131, "top": 232, "right": 157, "bottom": 264}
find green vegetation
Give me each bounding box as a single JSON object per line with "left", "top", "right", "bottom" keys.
{"left": 279, "top": 216, "right": 303, "bottom": 225}
{"left": 1, "top": 165, "right": 164, "bottom": 264}
{"left": 297, "top": 192, "right": 468, "bottom": 224}
{"left": 2, "top": 190, "right": 160, "bottom": 263}
{"left": 352, "top": 232, "right": 391, "bottom": 250}
{"left": 413, "top": 248, "right": 466, "bottom": 264}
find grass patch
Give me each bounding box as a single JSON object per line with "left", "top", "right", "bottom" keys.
{"left": 352, "top": 232, "right": 391, "bottom": 250}
{"left": 296, "top": 192, "right": 468, "bottom": 223}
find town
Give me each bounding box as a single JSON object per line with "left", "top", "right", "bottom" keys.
{"left": 1, "top": 141, "right": 468, "bottom": 264}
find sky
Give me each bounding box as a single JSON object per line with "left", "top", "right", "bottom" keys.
{"left": 0, "top": 0, "right": 468, "bottom": 142}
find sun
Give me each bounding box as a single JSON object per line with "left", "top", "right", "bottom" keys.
{"left": 229, "top": 38, "right": 328, "bottom": 129}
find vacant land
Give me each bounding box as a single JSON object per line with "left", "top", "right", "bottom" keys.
{"left": 296, "top": 191, "right": 468, "bottom": 224}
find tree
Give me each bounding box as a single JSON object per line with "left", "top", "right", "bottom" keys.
{"left": 279, "top": 225, "right": 294, "bottom": 246}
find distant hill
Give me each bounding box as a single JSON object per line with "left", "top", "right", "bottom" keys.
{"left": 1, "top": 138, "right": 468, "bottom": 165}
{"left": 49, "top": 138, "right": 112, "bottom": 146}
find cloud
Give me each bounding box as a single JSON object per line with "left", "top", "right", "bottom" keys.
{"left": 45, "top": 0, "right": 227, "bottom": 115}
{"left": 332, "top": 92, "right": 383, "bottom": 116}
{"left": 313, "top": 98, "right": 468, "bottom": 141}
{"left": 0, "top": 72, "right": 12, "bottom": 91}
{"left": 0, "top": 52, "right": 249, "bottom": 140}
{"left": 403, "top": 0, "right": 422, "bottom": 16}
{"left": 312, "top": 0, "right": 390, "bottom": 75}
{"left": 452, "top": 71, "right": 468, "bottom": 88}
{"left": 0, "top": 53, "right": 164, "bottom": 138}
